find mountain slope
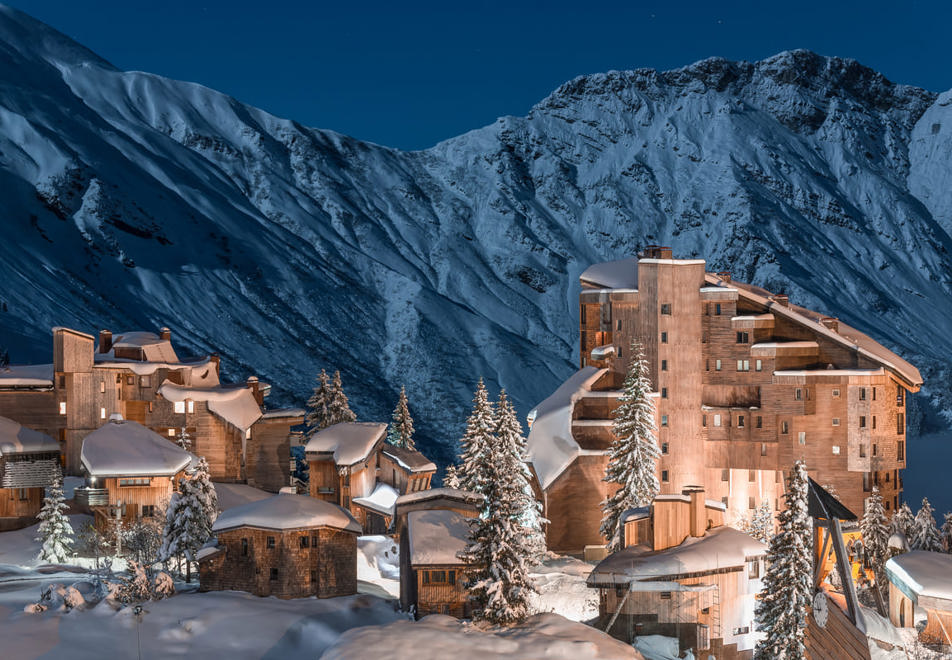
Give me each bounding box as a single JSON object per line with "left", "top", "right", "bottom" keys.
{"left": 1, "top": 5, "right": 951, "bottom": 467}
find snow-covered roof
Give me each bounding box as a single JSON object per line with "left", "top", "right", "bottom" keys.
{"left": 381, "top": 445, "right": 437, "bottom": 473}
{"left": 621, "top": 507, "right": 649, "bottom": 523}
{"left": 107, "top": 331, "right": 179, "bottom": 363}
{"left": 0, "top": 363, "right": 55, "bottom": 388}
{"left": 0, "top": 416, "right": 59, "bottom": 456}
{"left": 212, "top": 493, "right": 361, "bottom": 534}
{"left": 214, "top": 482, "right": 273, "bottom": 512}
{"left": 259, "top": 408, "right": 306, "bottom": 420}
{"left": 406, "top": 509, "right": 471, "bottom": 566}
{"left": 93, "top": 356, "right": 220, "bottom": 385}
{"left": 305, "top": 422, "right": 386, "bottom": 467}
{"left": 353, "top": 482, "right": 400, "bottom": 516}
{"left": 81, "top": 419, "right": 194, "bottom": 477}
{"left": 591, "top": 345, "right": 616, "bottom": 360}
{"left": 886, "top": 551, "right": 952, "bottom": 605}
{"left": 394, "top": 487, "right": 483, "bottom": 508}
{"left": 579, "top": 257, "right": 638, "bottom": 289}
{"left": 588, "top": 526, "right": 766, "bottom": 586}
{"left": 158, "top": 383, "right": 262, "bottom": 432}
{"left": 526, "top": 367, "right": 606, "bottom": 490}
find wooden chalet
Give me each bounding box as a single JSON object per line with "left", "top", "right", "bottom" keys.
{"left": 0, "top": 416, "right": 60, "bottom": 530}
{"left": 198, "top": 493, "right": 361, "bottom": 599}
{"left": 588, "top": 488, "right": 766, "bottom": 659}
{"left": 0, "top": 326, "right": 298, "bottom": 489}
{"left": 528, "top": 248, "right": 922, "bottom": 553}
{"left": 885, "top": 551, "right": 952, "bottom": 646}
{"left": 379, "top": 444, "right": 436, "bottom": 494}
{"left": 76, "top": 416, "right": 194, "bottom": 530}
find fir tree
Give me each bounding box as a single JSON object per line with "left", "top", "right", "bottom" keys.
{"left": 860, "top": 487, "right": 889, "bottom": 595}
{"left": 457, "top": 378, "right": 496, "bottom": 497}
{"left": 305, "top": 369, "right": 332, "bottom": 433}
{"left": 443, "top": 464, "right": 460, "bottom": 490}
{"left": 175, "top": 426, "right": 192, "bottom": 452}
{"left": 327, "top": 370, "right": 357, "bottom": 425}
{"left": 755, "top": 460, "right": 813, "bottom": 660}
{"left": 940, "top": 512, "right": 952, "bottom": 554}
{"left": 386, "top": 385, "right": 416, "bottom": 450}
{"left": 911, "top": 497, "right": 943, "bottom": 552}
{"left": 35, "top": 470, "right": 74, "bottom": 563}
{"left": 160, "top": 457, "right": 217, "bottom": 582}
{"left": 460, "top": 391, "right": 537, "bottom": 624}
{"left": 743, "top": 500, "right": 775, "bottom": 543}
{"left": 600, "top": 340, "right": 659, "bottom": 552}
{"left": 891, "top": 501, "right": 916, "bottom": 542}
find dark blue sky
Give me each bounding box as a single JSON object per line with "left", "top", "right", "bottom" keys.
{"left": 10, "top": 0, "right": 950, "bottom": 150}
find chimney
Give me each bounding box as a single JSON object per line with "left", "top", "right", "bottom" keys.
{"left": 210, "top": 353, "right": 221, "bottom": 375}
{"left": 658, "top": 246, "right": 673, "bottom": 259}
{"left": 820, "top": 317, "right": 839, "bottom": 334}
{"left": 717, "top": 271, "right": 731, "bottom": 283}
{"left": 246, "top": 376, "right": 264, "bottom": 406}
{"left": 99, "top": 330, "right": 113, "bottom": 354}
{"left": 683, "top": 486, "right": 707, "bottom": 538}
{"left": 773, "top": 294, "right": 789, "bottom": 307}
{"left": 641, "top": 244, "right": 660, "bottom": 259}
{"left": 159, "top": 327, "right": 171, "bottom": 341}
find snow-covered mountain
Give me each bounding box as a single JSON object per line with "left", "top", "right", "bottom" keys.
{"left": 1, "top": 5, "right": 951, "bottom": 467}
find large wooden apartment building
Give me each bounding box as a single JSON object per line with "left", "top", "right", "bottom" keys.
{"left": 528, "top": 248, "right": 922, "bottom": 553}
{"left": 0, "top": 326, "right": 299, "bottom": 490}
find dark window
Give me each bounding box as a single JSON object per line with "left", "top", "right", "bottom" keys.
{"left": 860, "top": 387, "right": 867, "bottom": 401}
{"left": 897, "top": 413, "right": 905, "bottom": 435}
{"left": 756, "top": 416, "right": 763, "bottom": 429}
{"left": 660, "top": 592, "right": 672, "bottom": 600}
{"left": 661, "top": 415, "right": 668, "bottom": 427}
{"left": 270, "top": 568, "right": 278, "bottom": 581}
{"left": 736, "top": 331, "right": 749, "bottom": 344}
{"left": 714, "top": 303, "right": 721, "bottom": 315}
{"left": 733, "top": 626, "right": 750, "bottom": 635}
{"left": 761, "top": 443, "right": 768, "bottom": 456}
{"left": 661, "top": 332, "right": 668, "bottom": 343}
{"left": 126, "top": 375, "right": 135, "bottom": 385}
{"left": 431, "top": 571, "right": 446, "bottom": 583}
{"left": 702, "top": 415, "right": 707, "bottom": 427}
{"left": 863, "top": 473, "right": 872, "bottom": 492}
{"left": 423, "top": 571, "right": 430, "bottom": 584}
{"left": 873, "top": 416, "right": 877, "bottom": 429}
{"left": 311, "top": 535, "right": 318, "bottom": 547}
{"left": 873, "top": 444, "right": 878, "bottom": 457}
{"left": 859, "top": 416, "right": 866, "bottom": 428}
{"left": 267, "top": 536, "right": 275, "bottom": 549}
{"left": 781, "top": 421, "right": 789, "bottom": 434}
{"left": 738, "top": 415, "right": 745, "bottom": 428}
{"left": 448, "top": 570, "right": 456, "bottom": 585}
{"left": 898, "top": 441, "right": 905, "bottom": 461}
{"left": 579, "top": 306, "right": 586, "bottom": 323}
{"left": 795, "top": 388, "right": 802, "bottom": 401}
{"left": 748, "top": 470, "right": 755, "bottom": 482}
{"left": 661, "top": 470, "right": 669, "bottom": 482}
{"left": 661, "top": 303, "right": 671, "bottom": 315}
{"left": 873, "top": 387, "right": 877, "bottom": 401}
{"left": 141, "top": 505, "right": 155, "bottom": 518}
{"left": 749, "top": 496, "right": 756, "bottom": 509}
{"left": 721, "top": 469, "right": 729, "bottom": 481}
{"left": 661, "top": 387, "right": 668, "bottom": 398}
{"left": 859, "top": 444, "right": 866, "bottom": 458}
{"left": 18, "top": 488, "right": 28, "bottom": 501}
{"left": 616, "top": 319, "right": 622, "bottom": 330}
{"left": 661, "top": 442, "right": 669, "bottom": 454}
{"left": 241, "top": 538, "right": 249, "bottom": 556}
{"left": 310, "top": 571, "right": 317, "bottom": 583}
{"left": 897, "top": 386, "right": 904, "bottom": 407}
{"left": 661, "top": 360, "right": 668, "bottom": 371}
{"left": 300, "top": 536, "right": 309, "bottom": 549}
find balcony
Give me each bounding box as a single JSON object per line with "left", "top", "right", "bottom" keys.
{"left": 74, "top": 487, "right": 109, "bottom": 508}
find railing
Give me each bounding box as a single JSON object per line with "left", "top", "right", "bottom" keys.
{"left": 74, "top": 487, "right": 109, "bottom": 508}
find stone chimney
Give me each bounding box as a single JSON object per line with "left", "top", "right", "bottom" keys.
{"left": 658, "top": 246, "right": 673, "bottom": 259}
{"left": 641, "top": 245, "right": 661, "bottom": 258}
{"left": 159, "top": 327, "right": 171, "bottom": 341}
{"left": 210, "top": 353, "right": 221, "bottom": 376}
{"left": 773, "top": 294, "right": 789, "bottom": 307}
{"left": 99, "top": 330, "right": 113, "bottom": 354}
{"left": 820, "top": 317, "right": 839, "bottom": 334}
{"left": 717, "top": 270, "right": 731, "bottom": 283}
{"left": 683, "top": 486, "right": 707, "bottom": 538}
{"left": 246, "top": 376, "right": 264, "bottom": 406}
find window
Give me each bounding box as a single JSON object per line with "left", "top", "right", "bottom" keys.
{"left": 100, "top": 407, "right": 106, "bottom": 420}
{"left": 99, "top": 381, "right": 105, "bottom": 394}
{"left": 832, "top": 446, "right": 840, "bottom": 455}
{"left": 860, "top": 387, "right": 867, "bottom": 401}
{"left": 126, "top": 375, "right": 135, "bottom": 386}
{"left": 661, "top": 360, "right": 668, "bottom": 371}
{"left": 859, "top": 444, "right": 866, "bottom": 458}
{"left": 747, "top": 559, "right": 760, "bottom": 579}
{"left": 661, "top": 470, "right": 669, "bottom": 482}
{"left": 795, "top": 388, "right": 802, "bottom": 401}
{"left": 722, "top": 496, "right": 729, "bottom": 506}
{"left": 737, "top": 415, "right": 745, "bottom": 428}
{"left": 832, "top": 418, "right": 840, "bottom": 427}
{"left": 761, "top": 443, "right": 768, "bottom": 456}
{"left": 661, "top": 332, "right": 668, "bottom": 343}
{"left": 756, "top": 416, "right": 763, "bottom": 429}
{"left": 863, "top": 473, "right": 872, "bottom": 492}
{"left": 721, "top": 469, "right": 729, "bottom": 481}
{"left": 615, "top": 585, "right": 625, "bottom": 598}
{"left": 187, "top": 400, "right": 195, "bottom": 414}
{"left": 423, "top": 571, "right": 430, "bottom": 584}
{"left": 431, "top": 570, "right": 447, "bottom": 583}
{"left": 448, "top": 570, "right": 456, "bottom": 585}
{"left": 714, "top": 414, "right": 722, "bottom": 427}
{"left": 267, "top": 536, "right": 275, "bottom": 549}
{"left": 706, "top": 360, "right": 710, "bottom": 372}
{"left": 300, "top": 536, "right": 310, "bottom": 549}
{"left": 241, "top": 539, "right": 249, "bottom": 556}
{"left": 174, "top": 401, "right": 186, "bottom": 414}
{"left": 897, "top": 386, "right": 904, "bottom": 406}
{"left": 702, "top": 415, "right": 707, "bottom": 427}
{"left": 616, "top": 319, "right": 622, "bottom": 330}
{"left": 733, "top": 627, "right": 750, "bottom": 636}
{"left": 781, "top": 421, "right": 789, "bottom": 434}
{"left": 617, "top": 346, "right": 622, "bottom": 358}
{"left": 660, "top": 591, "right": 672, "bottom": 600}
{"left": 715, "top": 359, "right": 722, "bottom": 371}
{"left": 737, "top": 359, "right": 750, "bottom": 372}
{"left": 18, "top": 488, "right": 28, "bottom": 501}
{"left": 873, "top": 416, "right": 877, "bottom": 429}
{"left": 118, "top": 477, "right": 150, "bottom": 487}
{"left": 749, "top": 496, "right": 756, "bottom": 510}
{"left": 168, "top": 428, "right": 176, "bottom": 437}
{"left": 897, "top": 413, "right": 905, "bottom": 435}
{"left": 885, "top": 472, "right": 891, "bottom": 483}
{"left": 798, "top": 431, "right": 806, "bottom": 445}
{"left": 311, "top": 536, "right": 318, "bottom": 547}
{"left": 859, "top": 416, "right": 866, "bottom": 428}
{"left": 661, "top": 415, "right": 668, "bottom": 427}
{"left": 141, "top": 505, "right": 155, "bottom": 518}
{"left": 59, "top": 402, "right": 66, "bottom": 416}
{"left": 661, "top": 442, "right": 669, "bottom": 454}
{"left": 755, "top": 359, "right": 762, "bottom": 372}
{"left": 310, "top": 571, "right": 317, "bottom": 583}
{"left": 270, "top": 568, "right": 278, "bottom": 581}
{"left": 832, "top": 388, "right": 840, "bottom": 398}
{"left": 898, "top": 441, "right": 905, "bottom": 462}
{"left": 736, "top": 331, "right": 749, "bottom": 343}
{"left": 873, "top": 444, "right": 878, "bottom": 457}
{"left": 661, "top": 303, "right": 671, "bottom": 315}
{"left": 714, "top": 303, "right": 721, "bottom": 315}
{"left": 873, "top": 387, "right": 877, "bottom": 400}
{"left": 140, "top": 375, "right": 151, "bottom": 388}
{"left": 748, "top": 470, "right": 755, "bottom": 482}
{"left": 661, "top": 388, "right": 668, "bottom": 399}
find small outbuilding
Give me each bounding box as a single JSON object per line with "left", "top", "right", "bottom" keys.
{"left": 885, "top": 551, "right": 952, "bottom": 646}
{"left": 199, "top": 493, "right": 361, "bottom": 599}
{"left": 0, "top": 416, "right": 61, "bottom": 530}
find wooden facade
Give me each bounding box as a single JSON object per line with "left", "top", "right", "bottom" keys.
{"left": 87, "top": 474, "right": 181, "bottom": 531}
{"left": 0, "top": 417, "right": 62, "bottom": 530}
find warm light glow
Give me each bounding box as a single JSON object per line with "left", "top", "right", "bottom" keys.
{"left": 59, "top": 402, "right": 66, "bottom": 415}
{"left": 174, "top": 401, "right": 186, "bottom": 414}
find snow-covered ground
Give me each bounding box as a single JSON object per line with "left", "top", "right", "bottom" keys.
{"left": 357, "top": 535, "right": 400, "bottom": 598}
{"left": 529, "top": 554, "right": 599, "bottom": 622}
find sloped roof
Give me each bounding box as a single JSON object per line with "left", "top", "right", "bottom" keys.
{"left": 158, "top": 383, "right": 262, "bottom": 432}
{"left": 212, "top": 493, "right": 361, "bottom": 533}
{"left": 886, "top": 551, "right": 952, "bottom": 604}
{"left": 808, "top": 478, "right": 857, "bottom": 521}
{"left": 406, "top": 509, "right": 471, "bottom": 566}
{"left": 381, "top": 445, "right": 437, "bottom": 473}
{"left": 81, "top": 419, "right": 194, "bottom": 477}
{"left": 0, "top": 416, "right": 59, "bottom": 456}
{"left": 394, "top": 487, "right": 483, "bottom": 508}
{"left": 305, "top": 422, "right": 386, "bottom": 467}
{"left": 353, "top": 482, "right": 400, "bottom": 516}
{"left": 108, "top": 331, "right": 180, "bottom": 363}
{"left": 579, "top": 257, "right": 639, "bottom": 289}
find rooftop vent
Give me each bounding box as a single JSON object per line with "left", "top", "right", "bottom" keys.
{"left": 773, "top": 294, "right": 789, "bottom": 307}
{"left": 159, "top": 327, "right": 171, "bottom": 341}
{"left": 99, "top": 330, "right": 113, "bottom": 354}
{"left": 820, "top": 317, "right": 839, "bottom": 334}
{"left": 717, "top": 271, "right": 731, "bottom": 283}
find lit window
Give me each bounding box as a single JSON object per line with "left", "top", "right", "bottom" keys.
{"left": 168, "top": 428, "right": 176, "bottom": 437}
{"left": 715, "top": 359, "right": 722, "bottom": 371}
{"left": 187, "top": 400, "right": 195, "bottom": 414}
{"left": 798, "top": 431, "right": 806, "bottom": 445}
{"left": 100, "top": 381, "right": 105, "bottom": 394}
{"left": 832, "top": 418, "right": 840, "bottom": 427}
{"left": 832, "top": 446, "right": 840, "bottom": 455}
{"left": 59, "top": 402, "right": 67, "bottom": 415}
{"left": 755, "top": 359, "right": 762, "bottom": 372}
{"left": 100, "top": 407, "right": 106, "bottom": 420}
{"left": 174, "top": 401, "right": 186, "bottom": 414}
{"left": 714, "top": 414, "right": 722, "bottom": 427}
{"left": 737, "top": 359, "right": 750, "bottom": 372}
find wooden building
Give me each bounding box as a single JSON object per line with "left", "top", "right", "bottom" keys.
{"left": 76, "top": 416, "right": 194, "bottom": 530}
{"left": 885, "top": 551, "right": 952, "bottom": 646}
{"left": 0, "top": 326, "right": 299, "bottom": 490}
{"left": 0, "top": 416, "right": 61, "bottom": 531}
{"left": 528, "top": 248, "right": 922, "bottom": 553}
{"left": 198, "top": 493, "right": 361, "bottom": 599}
{"left": 588, "top": 488, "right": 766, "bottom": 659}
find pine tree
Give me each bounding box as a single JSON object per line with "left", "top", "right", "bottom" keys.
{"left": 911, "top": 497, "right": 943, "bottom": 552}
{"left": 861, "top": 487, "right": 889, "bottom": 595}
{"left": 35, "top": 470, "right": 74, "bottom": 563}
{"left": 305, "top": 369, "right": 332, "bottom": 433}
{"left": 940, "top": 512, "right": 952, "bottom": 554}
{"left": 327, "top": 370, "right": 357, "bottom": 425}
{"left": 443, "top": 464, "right": 460, "bottom": 490}
{"left": 743, "top": 500, "right": 775, "bottom": 543}
{"left": 891, "top": 501, "right": 916, "bottom": 542}
{"left": 457, "top": 378, "right": 496, "bottom": 497}
{"left": 459, "top": 391, "right": 537, "bottom": 624}
{"left": 600, "top": 340, "right": 659, "bottom": 552}
{"left": 386, "top": 385, "right": 416, "bottom": 450}
{"left": 754, "top": 461, "right": 813, "bottom": 660}
{"left": 175, "top": 426, "right": 192, "bottom": 452}
{"left": 160, "top": 457, "right": 217, "bottom": 582}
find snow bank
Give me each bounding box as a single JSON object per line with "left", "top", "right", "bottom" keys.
{"left": 357, "top": 535, "right": 400, "bottom": 598}
{"left": 81, "top": 419, "right": 193, "bottom": 477}
{"left": 212, "top": 494, "right": 362, "bottom": 534}
{"left": 529, "top": 555, "right": 599, "bottom": 622}
{"left": 305, "top": 422, "right": 386, "bottom": 467}
{"left": 0, "top": 415, "right": 58, "bottom": 455}
{"left": 322, "top": 612, "right": 643, "bottom": 659}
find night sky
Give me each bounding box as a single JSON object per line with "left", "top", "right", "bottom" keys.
{"left": 9, "top": 0, "right": 951, "bottom": 150}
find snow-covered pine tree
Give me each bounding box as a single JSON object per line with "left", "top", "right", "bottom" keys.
{"left": 328, "top": 370, "right": 357, "bottom": 425}
{"left": 941, "top": 512, "right": 952, "bottom": 554}
{"left": 600, "top": 340, "right": 659, "bottom": 552}
{"left": 743, "top": 500, "right": 775, "bottom": 543}
{"left": 457, "top": 378, "right": 496, "bottom": 497}
{"left": 459, "top": 390, "right": 537, "bottom": 624}
{"left": 175, "top": 426, "right": 192, "bottom": 452}
{"left": 386, "top": 385, "right": 416, "bottom": 450}
{"left": 891, "top": 501, "right": 916, "bottom": 542}
{"left": 443, "top": 464, "right": 460, "bottom": 490}
{"left": 305, "top": 369, "right": 332, "bottom": 433}
{"left": 754, "top": 460, "right": 812, "bottom": 660}
{"left": 35, "top": 469, "right": 74, "bottom": 563}
{"left": 860, "top": 487, "right": 889, "bottom": 595}
{"left": 911, "top": 497, "right": 943, "bottom": 552}
{"left": 160, "top": 457, "right": 217, "bottom": 582}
